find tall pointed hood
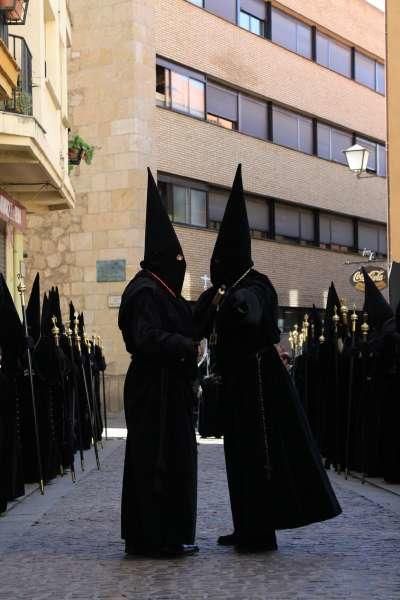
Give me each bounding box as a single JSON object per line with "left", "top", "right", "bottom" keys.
{"left": 362, "top": 267, "right": 393, "bottom": 329}
{"left": 210, "top": 164, "right": 253, "bottom": 287}
{"left": 41, "top": 293, "right": 51, "bottom": 337}
{"left": 325, "top": 282, "right": 341, "bottom": 322}
{"left": 26, "top": 273, "right": 41, "bottom": 345}
{"left": 0, "top": 273, "right": 24, "bottom": 370}
{"left": 140, "top": 168, "right": 186, "bottom": 296}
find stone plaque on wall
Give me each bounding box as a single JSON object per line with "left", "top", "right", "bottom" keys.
{"left": 96, "top": 259, "right": 126, "bottom": 282}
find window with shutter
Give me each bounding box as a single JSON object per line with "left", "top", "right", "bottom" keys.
{"left": 205, "top": 0, "right": 237, "bottom": 23}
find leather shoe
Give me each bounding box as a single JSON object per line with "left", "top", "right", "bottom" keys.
{"left": 235, "top": 541, "right": 278, "bottom": 554}
{"left": 217, "top": 533, "right": 238, "bottom": 546}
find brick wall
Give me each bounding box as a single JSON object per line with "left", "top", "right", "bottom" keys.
{"left": 156, "top": 0, "right": 386, "bottom": 141}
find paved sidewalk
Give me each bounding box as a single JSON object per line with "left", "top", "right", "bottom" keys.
{"left": 0, "top": 438, "right": 399, "bottom": 600}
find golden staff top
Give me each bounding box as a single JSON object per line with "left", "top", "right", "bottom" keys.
{"left": 340, "top": 298, "right": 349, "bottom": 327}
{"left": 361, "top": 313, "right": 369, "bottom": 341}
{"left": 319, "top": 325, "right": 325, "bottom": 344}
{"left": 350, "top": 305, "right": 358, "bottom": 335}
{"left": 51, "top": 316, "right": 60, "bottom": 347}
{"left": 73, "top": 312, "right": 82, "bottom": 352}
{"left": 332, "top": 305, "right": 340, "bottom": 333}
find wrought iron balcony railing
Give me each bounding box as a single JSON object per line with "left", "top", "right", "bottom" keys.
{"left": 0, "top": 34, "right": 32, "bottom": 115}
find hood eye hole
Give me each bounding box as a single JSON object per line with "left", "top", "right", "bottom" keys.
{"left": 176, "top": 254, "right": 184, "bottom": 262}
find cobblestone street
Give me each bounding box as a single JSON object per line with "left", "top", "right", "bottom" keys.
{"left": 1, "top": 436, "right": 400, "bottom": 600}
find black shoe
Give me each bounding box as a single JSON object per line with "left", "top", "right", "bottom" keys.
{"left": 235, "top": 541, "right": 278, "bottom": 554}
{"left": 159, "top": 544, "right": 199, "bottom": 558}
{"left": 217, "top": 533, "right": 238, "bottom": 546}
{"left": 125, "top": 543, "right": 199, "bottom": 559}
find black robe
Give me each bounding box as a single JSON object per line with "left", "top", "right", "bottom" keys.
{"left": 194, "top": 270, "right": 341, "bottom": 541}
{"left": 118, "top": 272, "right": 197, "bottom": 550}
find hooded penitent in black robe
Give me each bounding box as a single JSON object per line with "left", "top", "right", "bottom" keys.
{"left": 118, "top": 170, "right": 197, "bottom": 554}
{"left": 194, "top": 166, "right": 341, "bottom": 549}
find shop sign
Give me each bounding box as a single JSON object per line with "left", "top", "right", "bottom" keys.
{"left": 0, "top": 189, "right": 26, "bottom": 229}
{"left": 350, "top": 265, "right": 388, "bottom": 291}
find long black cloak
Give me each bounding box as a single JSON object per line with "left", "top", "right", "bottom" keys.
{"left": 194, "top": 270, "right": 341, "bottom": 538}
{"left": 118, "top": 271, "right": 197, "bottom": 551}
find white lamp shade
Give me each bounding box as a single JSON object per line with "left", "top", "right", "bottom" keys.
{"left": 343, "top": 144, "right": 370, "bottom": 173}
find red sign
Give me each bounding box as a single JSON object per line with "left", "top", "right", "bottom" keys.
{"left": 0, "top": 189, "right": 26, "bottom": 229}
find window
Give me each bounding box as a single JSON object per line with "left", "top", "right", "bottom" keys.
{"left": 207, "top": 83, "right": 238, "bottom": 130}
{"left": 273, "top": 107, "right": 312, "bottom": 154}
{"left": 239, "top": 10, "right": 264, "bottom": 36}
{"left": 172, "top": 185, "right": 207, "bottom": 227}
{"left": 0, "top": 13, "right": 8, "bottom": 45}
{"left": 239, "top": 95, "right": 268, "bottom": 139}
{"left": 358, "top": 222, "right": 387, "bottom": 256}
{"left": 271, "top": 8, "right": 312, "bottom": 59}
{"left": 320, "top": 214, "right": 354, "bottom": 248}
{"left": 316, "top": 33, "right": 351, "bottom": 78}
{"left": 205, "top": 0, "right": 237, "bottom": 23}
{"left": 317, "top": 124, "right": 352, "bottom": 165}
{"left": 156, "top": 59, "right": 205, "bottom": 118}
{"left": 209, "top": 190, "right": 229, "bottom": 225}
{"left": 246, "top": 196, "right": 269, "bottom": 236}
{"left": 355, "top": 52, "right": 375, "bottom": 90}
{"left": 187, "top": 0, "right": 203, "bottom": 6}
{"left": 275, "top": 204, "right": 314, "bottom": 242}
{"left": 376, "top": 62, "right": 385, "bottom": 95}
{"left": 377, "top": 144, "right": 386, "bottom": 177}
{"left": 239, "top": 0, "right": 266, "bottom": 36}
{"left": 356, "top": 137, "right": 378, "bottom": 172}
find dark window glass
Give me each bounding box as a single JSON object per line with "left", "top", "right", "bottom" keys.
{"left": 246, "top": 196, "right": 269, "bottom": 233}
{"left": 300, "top": 209, "right": 315, "bottom": 241}
{"left": 0, "top": 13, "right": 8, "bottom": 44}
{"left": 320, "top": 214, "right": 354, "bottom": 247}
{"left": 316, "top": 33, "right": 351, "bottom": 77}
{"left": 172, "top": 185, "right": 207, "bottom": 226}
{"left": 205, "top": 0, "right": 237, "bottom": 22}
{"left": 271, "top": 8, "right": 312, "bottom": 58}
{"left": 378, "top": 226, "right": 387, "bottom": 255}
{"left": 239, "top": 10, "right": 264, "bottom": 36}
{"left": 355, "top": 51, "right": 376, "bottom": 90}
{"left": 317, "top": 124, "right": 352, "bottom": 164}
{"left": 356, "top": 137, "right": 377, "bottom": 172}
{"left": 275, "top": 204, "right": 314, "bottom": 241}
{"left": 156, "top": 65, "right": 170, "bottom": 107}
{"left": 376, "top": 62, "right": 385, "bottom": 94}
{"left": 358, "top": 222, "right": 379, "bottom": 252}
{"left": 273, "top": 107, "right": 312, "bottom": 154}
{"left": 377, "top": 144, "right": 387, "bottom": 177}
{"left": 209, "top": 190, "right": 229, "bottom": 223}
{"left": 239, "top": 95, "right": 268, "bottom": 139}
{"left": 207, "top": 83, "right": 238, "bottom": 128}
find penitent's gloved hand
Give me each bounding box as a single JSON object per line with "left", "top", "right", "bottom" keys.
{"left": 222, "top": 288, "right": 263, "bottom": 327}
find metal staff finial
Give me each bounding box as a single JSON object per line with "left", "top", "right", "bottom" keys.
{"left": 350, "top": 305, "right": 358, "bottom": 335}
{"left": 319, "top": 324, "right": 325, "bottom": 344}
{"left": 333, "top": 305, "right": 340, "bottom": 334}
{"left": 51, "top": 316, "right": 60, "bottom": 347}
{"left": 361, "top": 312, "right": 369, "bottom": 342}
{"left": 340, "top": 298, "right": 348, "bottom": 326}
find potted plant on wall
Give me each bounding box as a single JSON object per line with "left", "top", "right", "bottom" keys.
{"left": 68, "top": 134, "right": 95, "bottom": 171}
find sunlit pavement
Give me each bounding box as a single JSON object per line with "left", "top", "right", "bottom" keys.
{"left": 1, "top": 415, "right": 400, "bottom": 600}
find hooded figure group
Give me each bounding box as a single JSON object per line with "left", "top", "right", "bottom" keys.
{"left": 118, "top": 166, "right": 341, "bottom": 558}
{"left": 294, "top": 270, "right": 400, "bottom": 484}
{"left": 0, "top": 274, "right": 107, "bottom": 513}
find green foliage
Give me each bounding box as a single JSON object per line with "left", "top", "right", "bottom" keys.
{"left": 68, "top": 134, "right": 95, "bottom": 165}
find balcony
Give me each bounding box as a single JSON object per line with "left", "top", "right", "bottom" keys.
{"left": 0, "top": 20, "right": 19, "bottom": 100}
{"left": 0, "top": 34, "right": 31, "bottom": 114}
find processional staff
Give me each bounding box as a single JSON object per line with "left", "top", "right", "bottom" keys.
{"left": 17, "top": 265, "right": 45, "bottom": 495}
{"left": 73, "top": 313, "right": 100, "bottom": 470}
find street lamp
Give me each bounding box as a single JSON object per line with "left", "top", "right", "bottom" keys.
{"left": 343, "top": 144, "right": 370, "bottom": 178}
